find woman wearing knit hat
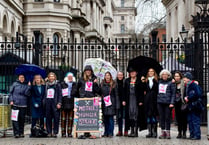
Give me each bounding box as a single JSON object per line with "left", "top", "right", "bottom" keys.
{"left": 60, "top": 72, "right": 77, "bottom": 137}
{"left": 183, "top": 72, "right": 203, "bottom": 140}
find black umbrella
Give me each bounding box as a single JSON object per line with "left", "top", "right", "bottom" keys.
{"left": 127, "top": 56, "right": 163, "bottom": 77}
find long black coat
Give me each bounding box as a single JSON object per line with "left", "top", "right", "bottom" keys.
{"left": 144, "top": 80, "right": 158, "bottom": 117}
{"left": 60, "top": 81, "right": 77, "bottom": 110}
{"left": 100, "top": 82, "right": 118, "bottom": 116}
{"left": 123, "top": 78, "right": 147, "bottom": 131}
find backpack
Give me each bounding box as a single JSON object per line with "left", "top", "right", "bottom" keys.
{"left": 31, "top": 125, "right": 48, "bottom": 137}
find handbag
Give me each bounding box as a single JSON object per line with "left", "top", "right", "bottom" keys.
{"left": 181, "top": 103, "right": 188, "bottom": 111}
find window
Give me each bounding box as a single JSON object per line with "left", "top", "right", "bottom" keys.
{"left": 121, "top": 0, "right": 124, "bottom": 7}
{"left": 121, "top": 16, "right": 124, "bottom": 20}
{"left": 54, "top": 0, "right": 60, "bottom": 2}
{"left": 162, "top": 34, "right": 166, "bottom": 42}
{"left": 121, "top": 24, "right": 125, "bottom": 33}
{"left": 53, "top": 33, "right": 59, "bottom": 55}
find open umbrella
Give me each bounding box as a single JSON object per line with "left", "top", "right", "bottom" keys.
{"left": 15, "top": 64, "right": 46, "bottom": 82}
{"left": 84, "top": 58, "right": 117, "bottom": 80}
{"left": 127, "top": 56, "right": 163, "bottom": 77}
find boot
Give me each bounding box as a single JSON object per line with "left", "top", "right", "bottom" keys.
{"left": 116, "top": 131, "right": 123, "bottom": 136}
{"left": 165, "top": 130, "right": 171, "bottom": 139}
{"left": 146, "top": 124, "right": 152, "bottom": 138}
{"left": 182, "top": 131, "right": 186, "bottom": 139}
{"left": 159, "top": 130, "right": 166, "bottom": 139}
{"left": 152, "top": 124, "right": 157, "bottom": 138}
{"left": 124, "top": 131, "right": 128, "bottom": 137}
{"left": 134, "top": 126, "right": 138, "bottom": 137}
{"left": 128, "top": 127, "right": 135, "bottom": 137}
{"left": 176, "top": 131, "right": 182, "bottom": 139}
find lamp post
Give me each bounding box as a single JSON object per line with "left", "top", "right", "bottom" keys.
{"left": 179, "top": 25, "right": 188, "bottom": 42}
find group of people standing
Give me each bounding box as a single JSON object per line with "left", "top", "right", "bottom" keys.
{"left": 9, "top": 64, "right": 203, "bottom": 140}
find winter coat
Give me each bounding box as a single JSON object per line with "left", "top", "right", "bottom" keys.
{"left": 77, "top": 74, "right": 100, "bottom": 98}
{"left": 185, "top": 81, "right": 203, "bottom": 112}
{"left": 9, "top": 80, "right": 31, "bottom": 107}
{"left": 115, "top": 79, "right": 125, "bottom": 110}
{"left": 60, "top": 81, "right": 77, "bottom": 110}
{"left": 44, "top": 81, "right": 62, "bottom": 106}
{"left": 157, "top": 79, "right": 176, "bottom": 105}
{"left": 100, "top": 82, "right": 118, "bottom": 116}
{"left": 144, "top": 79, "right": 158, "bottom": 117}
{"left": 123, "top": 77, "right": 147, "bottom": 131}
{"left": 31, "top": 85, "right": 45, "bottom": 118}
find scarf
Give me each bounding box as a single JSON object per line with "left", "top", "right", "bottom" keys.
{"left": 148, "top": 76, "right": 154, "bottom": 89}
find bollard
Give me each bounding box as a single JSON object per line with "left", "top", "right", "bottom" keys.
{"left": 207, "top": 92, "right": 209, "bottom": 140}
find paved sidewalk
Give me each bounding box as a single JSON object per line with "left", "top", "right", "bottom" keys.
{"left": 0, "top": 125, "right": 208, "bottom": 145}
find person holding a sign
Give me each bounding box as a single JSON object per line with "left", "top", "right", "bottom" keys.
{"left": 77, "top": 65, "right": 100, "bottom": 139}
{"left": 144, "top": 68, "right": 159, "bottom": 138}
{"left": 30, "top": 75, "right": 46, "bottom": 137}
{"left": 60, "top": 72, "right": 77, "bottom": 137}
{"left": 123, "top": 67, "right": 146, "bottom": 137}
{"left": 100, "top": 72, "right": 118, "bottom": 138}
{"left": 44, "top": 72, "right": 62, "bottom": 138}
{"left": 9, "top": 74, "right": 31, "bottom": 138}
{"left": 157, "top": 69, "right": 175, "bottom": 139}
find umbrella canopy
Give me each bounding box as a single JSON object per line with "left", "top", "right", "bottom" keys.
{"left": 84, "top": 58, "right": 117, "bottom": 80}
{"left": 127, "top": 56, "right": 163, "bottom": 77}
{"left": 15, "top": 64, "right": 46, "bottom": 82}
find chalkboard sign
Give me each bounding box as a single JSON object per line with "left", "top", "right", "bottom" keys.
{"left": 73, "top": 97, "right": 103, "bottom": 138}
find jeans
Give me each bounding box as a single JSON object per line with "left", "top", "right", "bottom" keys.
{"left": 103, "top": 115, "right": 114, "bottom": 136}
{"left": 12, "top": 106, "right": 27, "bottom": 136}
{"left": 158, "top": 103, "right": 171, "bottom": 130}
{"left": 187, "top": 112, "right": 201, "bottom": 139}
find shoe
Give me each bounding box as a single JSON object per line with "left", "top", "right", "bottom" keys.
{"left": 68, "top": 134, "right": 73, "bottom": 138}
{"left": 182, "top": 132, "right": 186, "bottom": 139}
{"left": 52, "top": 134, "right": 57, "bottom": 138}
{"left": 108, "top": 135, "right": 113, "bottom": 138}
{"left": 116, "top": 131, "right": 123, "bottom": 136}
{"left": 124, "top": 131, "right": 128, "bottom": 137}
{"left": 165, "top": 130, "right": 171, "bottom": 139}
{"left": 62, "top": 134, "right": 66, "bottom": 137}
{"left": 191, "top": 137, "right": 201, "bottom": 140}
{"left": 134, "top": 127, "right": 138, "bottom": 137}
{"left": 128, "top": 127, "right": 135, "bottom": 137}
{"left": 14, "top": 135, "right": 19, "bottom": 138}
{"left": 47, "top": 134, "right": 52, "bottom": 137}
{"left": 146, "top": 124, "right": 152, "bottom": 138}
{"left": 19, "top": 134, "right": 24, "bottom": 138}
{"left": 102, "top": 135, "right": 108, "bottom": 138}
{"left": 159, "top": 130, "right": 166, "bottom": 139}
{"left": 176, "top": 132, "right": 182, "bottom": 139}
{"left": 152, "top": 124, "right": 157, "bottom": 138}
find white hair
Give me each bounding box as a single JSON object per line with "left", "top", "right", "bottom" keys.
{"left": 159, "top": 69, "right": 172, "bottom": 79}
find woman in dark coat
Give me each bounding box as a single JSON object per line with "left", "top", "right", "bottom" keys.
{"left": 158, "top": 69, "right": 176, "bottom": 139}
{"left": 31, "top": 75, "right": 45, "bottom": 134}
{"left": 173, "top": 71, "right": 187, "bottom": 139}
{"left": 100, "top": 72, "right": 118, "bottom": 138}
{"left": 44, "top": 72, "right": 62, "bottom": 138}
{"left": 9, "top": 74, "right": 31, "bottom": 138}
{"left": 144, "top": 68, "right": 158, "bottom": 138}
{"left": 115, "top": 71, "right": 125, "bottom": 136}
{"left": 60, "top": 72, "right": 77, "bottom": 137}
{"left": 123, "top": 68, "right": 146, "bottom": 137}
{"left": 77, "top": 65, "right": 100, "bottom": 139}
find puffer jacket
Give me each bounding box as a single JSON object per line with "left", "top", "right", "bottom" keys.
{"left": 157, "top": 79, "right": 176, "bottom": 104}
{"left": 100, "top": 82, "right": 118, "bottom": 116}
{"left": 9, "top": 80, "right": 31, "bottom": 107}
{"left": 77, "top": 74, "right": 100, "bottom": 98}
